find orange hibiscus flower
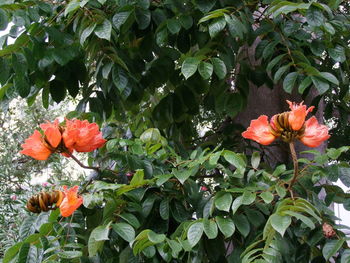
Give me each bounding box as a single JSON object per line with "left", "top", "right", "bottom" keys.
{"left": 62, "top": 119, "right": 106, "bottom": 153}
{"left": 20, "top": 120, "right": 62, "bottom": 160}
{"left": 59, "top": 185, "right": 83, "bottom": 217}
{"left": 242, "top": 101, "right": 330, "bottom": 148}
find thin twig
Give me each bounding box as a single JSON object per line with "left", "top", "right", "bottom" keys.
{"left": 68, "top": 153, "right": 100, "bottom": 172}
{"left": 65, "top": 152, "right": 119, "bottom": 194}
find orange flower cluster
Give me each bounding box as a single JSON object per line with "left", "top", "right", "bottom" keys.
{"left": 242, "top": 101, "right": 330, "bottom": 147}
{"left": 59, "top": 186, "right": 83, "bottom": 217}
{"left": 21, "top": 119, "right": 106, "bottom": 160}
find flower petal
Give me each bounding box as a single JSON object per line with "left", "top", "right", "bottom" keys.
{"left": 20, "top": 130, "right": 52, "bottom": 160}
{"left": 300, "top": 117, "right": 330, "bottom": 147}
{"left": 287, "top": 100, "right": 314, "bottom": 131}
{"left": 59, "top": 185, "right": 83, "bottom": 217}
{"left": 62, "top": 119, "right": 106, "bottom": 153}
{"left": 40, "top": 119, "right": 62, "bottom": 148}
{"left": 242, "top": 115, "right": 276, "bottom": 145}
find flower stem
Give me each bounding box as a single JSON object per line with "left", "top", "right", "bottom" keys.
{"left": 287, "top": 141, "right": 298, "bottom": 195}
{"left": 68, "top": 153, "right": 101, "bottom": 172}
{"left": 66, "top": 152, "right": 119, "bottom": 194}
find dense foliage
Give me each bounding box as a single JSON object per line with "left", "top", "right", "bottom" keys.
{"left": 1, "top": 0, "right": 350, "bottom": 262}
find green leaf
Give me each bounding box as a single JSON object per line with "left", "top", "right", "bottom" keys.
{"left": 216, "top": 216, "right": 235, "bottom": 238}
{"left": 208, "top": 17, "right": 226, "bottom": 38}
{"left": 260, "top": 192, "right": 274, "bottom": 204}
{"left": 341, "top": 249, "right": 350, "bottom": 263}
{"left": 203, "top": 219, "right": 218, "bottom": 239}
{"left": 251, "top": 152, "right": 260, "bottom": 169}
{"left": 215, "top": 192, "right": 233, "bottom": 212}
{"left": 241, "top": 191, "right": 256, "bottom": 205}
{"left": 306, "top": 5, "right": 324, "bottom": 26}
{"left": 80, "top": 23, "right": 96, "bottom": 45}
{"left": 339, "top": 167, "right": 350, "bottom": 187}
{"left": 282, "top": 210, "right": 315, "bottom": 229}
{"left": 232, "top": 214, "right": 250, "bottom": 237}
{"left": 187, "top": 222, "right": 204, "bottom": 247}
{"left": 142, "top": 195, "right": 157, "bottom": 217}
{"left": 231, "top": 196, "right": 243, "bottom": 215}
{"left": 283, "top": 72, "right": 298, "bottom": 94}
{"left": 209, "top": 151, "right": 221, "bottom": 166}
{"left": 119, "top": 213, "right": 141, "bottom": 229}
{"left": 167, "top": 18, "right": 181, "bottom": 34}
{"left": 225, "top": 14, "right": 244, "bottom": 39}
{"left": 90, "top": 224, "right": 111, "bottom": 241}
{"left": 58, "top": 251, "right": 83, "bottom": 259}
{"left": 49, "top": 79, "right": 66, "bottom": 103}
{"left": 17, "top": 243, "right": 37, "bottom": 263}
{"left": 112, "top": 11, "right": 132, "bottom": 30}
{"left": 211, "top": 57, "right": 227, "bottom": 79}
{"left": 14, "top": 76, "right": 30, "bottom": 98}
{"left": 156, "top": 173, "right": 172, "bottom": 186}
{"left": 113, "top": 223, "right": 135, "bottom": 242}
{"left": 262, "top": 41, "right": 278, "bottom": 60}
{"left": 94, "top": 19, "right": 112, "bottom": 41}
{"left": 135, "top": 8, "right": 151, "bottom": 30}
{"left": 269, "top": 2, "right": 310, "bottom": 18}
{"left": 181, "top": 57, "right": 200, "bottom": 79}
{"left": 12, "top": 52, "right": 27, "bottom": 75}
{"left": 319, "top": 72, "right": 339, "bottom": 85}
{"left": 140, "top": 128, "right": 161, "bottom": 144}
{"left": 198, "top": 8, "right": 227, "bottom": 23}
{"left": 298, "top": 76, "right": 312, "bottom": 93}
{"left": 19, "top": 215, "right": 36, "bottom": 240}
{"left": 198, "top": 61, "right": 213, "bottom": 80}
{"left": 322, "top": 239, "right": 345, "bottom": 261}
{"left": 173, "top": 169, "right": 192, "bottom": 184}
{"left": 112, "top": 66, "right": 128, "bottom": 93}
{"left": 329, "top": 45, "right": 346, "bottom": 62}
{"left": 159, "top": 199, "right": 169, "bottom": 220}
{"left": 223, "top": 150, "right": 246, "bottom": 171}
{"left": 266, "top": 54, "right": 286, "bottom": 72}
{"left": 167, "top": 239, "right": 182, "bottom": 258}
{"left": 196, "top": 0, "right": 216, "bottom": 14}
{"left": 3, "top": 242, "right": 23, "bottom": 263}
{"left": 274, "top": 64, "right": 290, "bottom": 83}
{"left": 130, "top": 169, "right": 144, "bottom": 186}
{"left": 311, "top": 76, "right": 330, "bottom": 94}
{"left": 0, "top": 9, "right": 8, "bottom": 30}
{"left": 147, "top": 231, "right": 165, "bottom": 244}
{"left": 270, "top": 214, "right": 291, "bottom": 237}
{"left": 88, "top": 238, "right": 104, "bottom": 257}
{"left": 324, "top": 22, "right": 335, "bottom": 35}
{"left": 64, "top": 0, "right": 80, "bottom": 16}
{"left": 203, "top": 198, "right": 214, "bottom": 218}
{"left": 179, "top": 15, "right": 193, "bottom": 29}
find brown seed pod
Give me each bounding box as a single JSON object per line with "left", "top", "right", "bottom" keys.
{"left": 26, "top": 190, "right": 63, "bottom": 214}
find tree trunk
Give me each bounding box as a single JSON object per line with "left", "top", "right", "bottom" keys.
{"left": 234, "top": 42, "right": 327, "bottom": 167}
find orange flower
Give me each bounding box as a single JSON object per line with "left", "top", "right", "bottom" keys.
{"left": 300, "top": 117, "right": 330, "bottom": 147}
{"left": 59, "top": 186, "right": 83, "bottom": 217}
{"left": 20, "top": 120, "right": 62, "bottom": 160}
{"left": 62, "top": 119, "right": 106, "bottom": 152}
{"left": 287, "top": 100, "right": 314, "bottom": 131}
{"left": 242, "top": 101, "right": 329, "bottom": 148}
{"left": 242, "top": 115, "right": 277, "bottom": 145}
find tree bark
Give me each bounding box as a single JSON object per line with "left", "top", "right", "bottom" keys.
{"left": 234, "top": 42, "right": 327, "bottom": 166}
